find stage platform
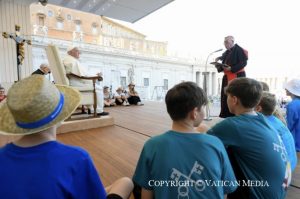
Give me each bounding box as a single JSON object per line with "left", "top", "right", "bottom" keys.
{"left": 0, "top": 101, "right": 299, "bottom": 198}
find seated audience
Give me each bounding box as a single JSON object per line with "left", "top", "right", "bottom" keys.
{"left": 0, "top": 86, "right": 6, "bottom": 103}
{"left": 103, "top": 86, "right": 116, "bottom": 107}
{"left": 255, "top": 92, "right": 297, "bottom": 171}
{"left": 127, "top": 83, "right": 143, "bottom": 105}
{"left": 133, "top": 81, "right": 237, "bottom": 199}
{"left": 285, "top": 78, "right": 300, "bottom": 152}
{"left": 32, "top": 64, "right": 51, "bottom": 75}
{"left": 63, "top": 46, "right": 108, "bottom": 116}
{"left": 114, "top": 87, "right": 130, "bottom": 106}
{"left": 0, "top": 75, "right": 133, "bottom": 199}
{"left": 207, "top": 78, "right": 291, "bottom": 199}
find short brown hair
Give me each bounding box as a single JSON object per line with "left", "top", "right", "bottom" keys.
{"left": 258, "top": 92, "right": 276, "bottom": 115}
{"left": 225, "top": 77, "right": 262, "bottom": 108}
{"left": 165, "top": 82, "right": 207, "bottom": 121}
{"left": 260, "top": 81, "right": 270, "bottom": 91}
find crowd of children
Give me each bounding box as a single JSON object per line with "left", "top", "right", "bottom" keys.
{"left": 103, "top": 83, "right": 144, "bottom": 107}
{"left": 0, "top": 74, "right": 299, "bottom": 199}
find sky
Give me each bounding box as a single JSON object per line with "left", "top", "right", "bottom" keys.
{"left": 116, "top": 0, "right": 300, "bottom": 78}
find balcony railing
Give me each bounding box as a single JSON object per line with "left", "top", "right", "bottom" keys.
{"left": 31, "top": 35, "right": 203, "bottom": 65}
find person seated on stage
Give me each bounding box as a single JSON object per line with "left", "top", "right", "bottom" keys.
{"left": 133, "top": 81, "right": 237, "bottom": 199}
{"left": 103, "top": 86, "right": 116, "bottom": 107}
{"left": 63, "top": 46, "right": 108, "bottom": 116}
{"left": 0, "top": 75, "right": 133, "bottom": 199}
{"left": 285, "top": 78, "right": 300, "bottom": 152}
{"left": 0, "top": 86, "right": 6, "bottom": 103}
{"left": 255, "top": 91, "right": 297, "bottom": 171}
{"left": 260, "top": 81, "right": 287, "bottom": 126}
{"left": 207, "top": 78, "right": 291, "bottom": 199}
{"left": 31, "top": 64, "right": 51, "bottom": 75}
{"left": 114, "top": 86, "right": 130, "bottom": 106}
{"left": 127, "top": 83, "right": 143, "bottom": 106}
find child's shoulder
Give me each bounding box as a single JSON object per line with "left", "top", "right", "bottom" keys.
{"left": 289, "top": 98, "right": 300, "bottom": 107}
{"left": 144, "top": 132, "right": 170, "bottom": 145}
{"left": 199, "top": 133, "right": 225, "bottom": 147}
{"left": 146, "top": 131, "right": 223, "bottom": 147}
{"left": 55, "top": 142, "right": 90, "bottom": 159}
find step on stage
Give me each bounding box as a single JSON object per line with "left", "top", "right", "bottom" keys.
{"left": 58, "top": 114, "right": 114, "bottom": 134}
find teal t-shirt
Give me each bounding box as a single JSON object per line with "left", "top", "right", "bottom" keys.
{"left": 133, "top": 131, "right": 237, "bottom": 199}
{"left": 207, "top": 113, "right": 291, "bottom": 199}
{"left": 266, "top": 115, "right": 297, "bottom": 171}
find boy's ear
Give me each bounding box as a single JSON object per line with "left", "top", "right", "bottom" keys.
{"left": 255, "top": 105, "right": 262, "bottom": 112}
{"left": 232, "top": 96, "right": 238, "bottom": 105}
{"left": 190, "top": 107, "right": 199, "bottom": 120}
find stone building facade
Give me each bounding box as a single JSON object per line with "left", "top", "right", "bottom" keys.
{"left": 29, "top": 3, "right": 218, "bottom": 100}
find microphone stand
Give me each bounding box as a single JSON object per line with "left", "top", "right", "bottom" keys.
{"left": 204, "top": 49, "right": 221, "bottom": 121}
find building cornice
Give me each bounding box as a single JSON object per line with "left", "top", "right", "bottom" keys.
{"left": 32, "top": 36, "right": 211, "bottom": 69}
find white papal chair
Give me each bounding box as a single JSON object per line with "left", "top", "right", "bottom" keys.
{"left": 46, "top": 45, "right": 100, "bottom": 117}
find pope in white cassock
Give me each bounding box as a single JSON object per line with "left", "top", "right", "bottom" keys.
{"left": 63, "top": 46, "right": 109, "bottom": 116}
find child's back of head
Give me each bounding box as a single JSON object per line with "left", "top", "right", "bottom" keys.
{"left": 260, "top": 81, "right": 270, "bottom": 92}
{"left": 165, "top": 81, "right": 207, "bottom": 121}
{"left": 258, "top": 92, "right": 276, "bottom": 116}
{"left": 225, "top": 77, "right": 262, "bottom": 109}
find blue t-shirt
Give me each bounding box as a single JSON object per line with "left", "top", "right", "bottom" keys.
{"left": 133, "top": 131, "right": 237, "bottom": 199}
{"left": 207, "top": 113, "right": 290, "bottom": 199}
{"left": 286, "top": 98, "right": 300, "bottom": 151}
{"left": 0, "top": 141, "right": 106, "bottom": 199}
{"left": 266, "top": 115, "right": 297, "bottom": 171}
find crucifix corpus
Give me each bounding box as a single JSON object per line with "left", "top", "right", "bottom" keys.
{"left": 2, "top": 25, "right": 31, "bottom": 81}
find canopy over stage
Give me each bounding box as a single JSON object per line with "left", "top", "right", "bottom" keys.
{"left": 13, "top": 0, "right": 174, "bottom": 23}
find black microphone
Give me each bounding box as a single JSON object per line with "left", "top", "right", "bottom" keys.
{"left": 213, "top": 49, "right": 223, "bottom": 53}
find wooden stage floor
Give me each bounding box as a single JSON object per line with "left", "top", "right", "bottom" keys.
{"left": 0, "top": 101, "right": 299, "bottom": 198}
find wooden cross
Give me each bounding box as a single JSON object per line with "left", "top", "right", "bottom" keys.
{"left": 2, "top": 25, "right": 31, "bottom": 81}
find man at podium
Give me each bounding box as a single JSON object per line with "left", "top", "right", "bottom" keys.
{"left": 215, "top": 36, "right": 248, "bottom": 118}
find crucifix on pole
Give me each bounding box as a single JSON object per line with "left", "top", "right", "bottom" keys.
{"left": 2, "top": 25, "right": 31, "bottom": 81}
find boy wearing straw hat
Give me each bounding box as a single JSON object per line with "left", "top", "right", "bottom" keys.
{"left": 285, "top": 78, "right": 300, "bottom": 152}
{"left": 0, "top": 75, "right": 133, "bottom": 199}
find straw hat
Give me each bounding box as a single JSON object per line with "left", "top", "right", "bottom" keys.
{"left": 0, "top": 75, "right": 81, "bottom": 135}
{"left": 285, "top": 79, "right": 300, "bottom": 97}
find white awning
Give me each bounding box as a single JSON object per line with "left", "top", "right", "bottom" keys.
{"left": 28, "top": 0, "right": 174, "bottom": 23}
